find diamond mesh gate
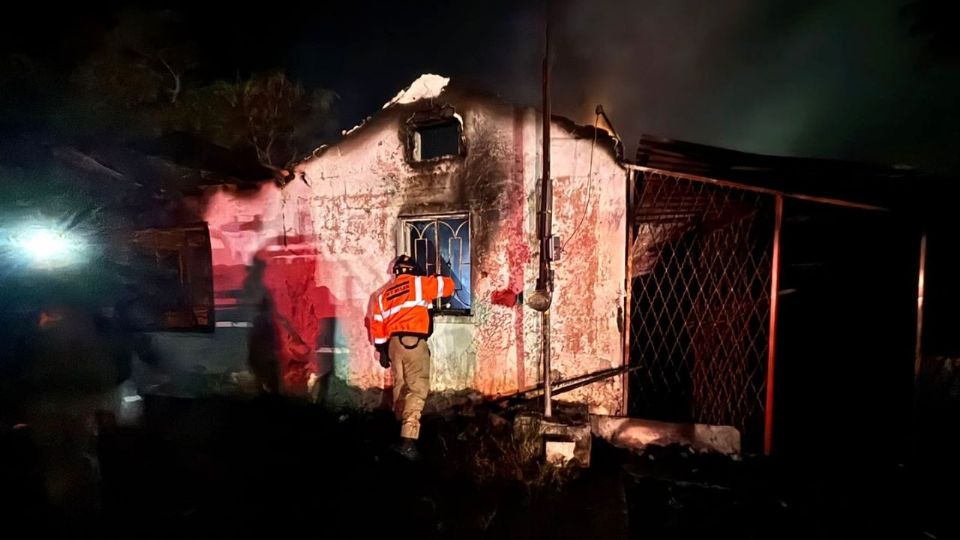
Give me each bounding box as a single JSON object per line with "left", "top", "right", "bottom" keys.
{"left": 628, "top": 170, "right": 775, "bottom": 447}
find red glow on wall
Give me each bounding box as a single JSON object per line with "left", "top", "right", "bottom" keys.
{"left": 203, "top": 183, "right": 337, "bottom": 396}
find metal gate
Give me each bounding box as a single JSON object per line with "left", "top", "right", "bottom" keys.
{"left": 624, "top": 163, "right": 911, "bottom": 453}
{"left": 626, "top": 168, "right": 775, "bottom": 448}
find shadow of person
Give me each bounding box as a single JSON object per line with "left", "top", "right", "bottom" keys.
{"left": 309, "top": 287, "right": 337, "bottom": 406}
{"left": 244, "top": 260, "right": 281, "bottom": 395}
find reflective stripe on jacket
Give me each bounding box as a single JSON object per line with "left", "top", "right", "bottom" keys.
{"left": 368, "top": 274, "right": 455, "bottom": 344}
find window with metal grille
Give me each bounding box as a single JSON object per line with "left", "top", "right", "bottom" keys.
{"left": 400, "top": 215, "right": 471, "bottom": 315}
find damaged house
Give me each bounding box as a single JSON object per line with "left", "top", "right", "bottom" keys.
{"left": 181, "top": 75, "right": 629, "bottom": 414}
{"left": 139, "top": 74, "right": 923, "bottom": 455}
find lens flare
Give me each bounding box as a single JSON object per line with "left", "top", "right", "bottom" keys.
{"left": 13, "top": 227, "right": 85, "bottom": 268}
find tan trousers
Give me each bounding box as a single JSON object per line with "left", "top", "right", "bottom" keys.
{"left": 389, "top": 335, "right": 430, "bottom": 440}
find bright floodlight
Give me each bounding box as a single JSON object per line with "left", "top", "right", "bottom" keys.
{"left": 15, "top": 227, "right": 84, "bottom": 268}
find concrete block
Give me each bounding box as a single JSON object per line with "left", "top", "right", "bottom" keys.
{"left": 545, "top": 440, "right": 577, "bottom": 465}
{"left": 514, "top": 411, "right": 592, "bottom": 467}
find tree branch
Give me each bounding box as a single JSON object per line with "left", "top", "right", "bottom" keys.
{"left": 158, "top": 52, "right": 181, "bottom": 104}
{"left": 52, "top": 146, "right": 127, "bottom": 182}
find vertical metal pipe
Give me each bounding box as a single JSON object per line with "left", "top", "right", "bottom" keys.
{"left": 621, "top": 170, "right": 636, "bottom": 415}
{"left": 537, "top": 4, "right": 552, "bottom": 280}
{"left": 914, "top": 232, "right": 927, "bottom": 379}
{"left": 542, "top": 310, "right": 552, "bottom": 417}
{"left": 764, "top": 195, "right": 783, "bottom": 455}
{"left": 540, "top": 9, "right": 553, "bottom": 418}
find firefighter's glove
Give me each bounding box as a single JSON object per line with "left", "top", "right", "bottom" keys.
{"left": 376, "top": 344, "right": 390, "bottom": 369}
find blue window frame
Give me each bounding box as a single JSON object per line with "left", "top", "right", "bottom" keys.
{"left": 401, "top": 215, "right": 471, "bottom": 315}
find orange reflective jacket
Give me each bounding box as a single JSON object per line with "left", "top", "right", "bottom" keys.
{"left": 368, "top": 274, "right": 455, "bottom": 345}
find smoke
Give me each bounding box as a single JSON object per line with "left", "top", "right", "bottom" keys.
{"left": 454, "top": 0, "right": 960, "bottom": 173}
{"left": 5, "top": 0, "right": 957, "bottom": 173}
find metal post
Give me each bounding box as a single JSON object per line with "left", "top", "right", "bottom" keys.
{"left": 914, "top": 232, "right": 927, "bottom": 379}
{"left": 621, "top": 170, "right": 636, "bottom": 415}
{"left": 542, "top": 311, "right": 552, "bottom": 417}
{"left": 764, "top": 195, "right": 783, "bottom": 455}
{"left": 538, "top": 10, "right": 554, "bottom": 418}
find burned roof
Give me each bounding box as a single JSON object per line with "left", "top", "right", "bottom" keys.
{"left": 551, "top": 114, "right": 623, "bottom": 162}
{"left": 634, "top": 135, "right": 917, "bottom": 210}
{"left": 298, "top": 74, "right": 624, "bottom": 167}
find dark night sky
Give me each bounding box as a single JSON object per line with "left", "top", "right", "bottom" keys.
{"left": 2, "top": 0, "right": 959, "bottom": 173}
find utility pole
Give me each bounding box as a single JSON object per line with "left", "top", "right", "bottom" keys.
{"left": 527, "top": 3, "right": 556, "bottom": 418}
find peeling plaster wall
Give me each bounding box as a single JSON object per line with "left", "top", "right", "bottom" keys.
{"left": 200, "top": 90, "right": 626, "bottom": 413}
{"left": 548, "top": 133, "right": 628, "bottom": 414}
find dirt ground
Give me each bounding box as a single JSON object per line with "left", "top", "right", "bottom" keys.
{"left": 1, "top": 393, "right": 955, "bottom": 539}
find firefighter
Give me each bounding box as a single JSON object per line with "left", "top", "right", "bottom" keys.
{"left": 368, "top": 255, "right": 453, "bottom": 460}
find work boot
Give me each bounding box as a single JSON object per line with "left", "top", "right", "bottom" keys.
{"left": 390, "top": 437, "right": 421, "bottom": 461}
